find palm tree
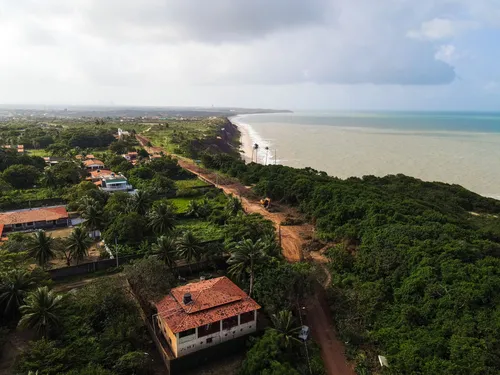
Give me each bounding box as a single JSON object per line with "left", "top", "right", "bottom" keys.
{"left": 0, "top": 269, "right": 35, "bottom": 318}
{"left": 271, "top": 310, "right": 301, "bottom": 348}
{"left": 148, "top": 203, "right": 176, "bottom": 235}
{"left": 261, "top": 232, "right": 281, "bottom": 258}
{"left": 153, "top": 235, "right": 178, "bottom": 269}
{"left": 227, "top": 238, "right": 267, "bottom": 296}
{"left": 186, "top": 200, "right": 201, "bottom": 218}
{"left": 177, "top": 231, "right": 203, "bottom": 265}
{"left": 79, "top": 199, "right": 105, "bottom": 238}
{"left": 253, "top": 143, "right": 259, "bottom": 163}
{"left": 198, "top": 198, "right": 212, "bottom": 218}
{"left": 265, "top": 146, "right": 270, "bottom": 165}
{"left": 40, "top": 170, "right": 58, "bottom": 189}
{"left": 77, "top": 195, "right": 99, "bottom": 212}
{"left": 130, "top": 189, "right": 152, "bottom": 215}
{"left": 66, "top": 227, "right": 93, "bottom": 265}
{"left": 18, "top": 287, "right": 63, "bottom": 338}
{"left": 27, "top": 231, "right": 56, "bottom": 269}
{"left": 226, "top": 196, "right": 243, "bottom": 216}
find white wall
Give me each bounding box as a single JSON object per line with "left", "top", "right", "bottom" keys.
{"left": 176, "top": 310, "right": 257, "bottom": 357}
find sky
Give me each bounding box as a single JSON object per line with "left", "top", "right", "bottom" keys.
{"left": 1, "top": 0, "right": 500, "bottom": 110}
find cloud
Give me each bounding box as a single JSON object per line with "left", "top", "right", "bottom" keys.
{"left": 435, "top": 44, "right": 458, "bottom": 63}
{"left": 2, "top": 0, "right": 500, "bottom": 106}
{"left": 75, "top": 0, "right": 332, "bottom": 44}
{"left": 407, "top": 18, "right": 478, "bottom": 40}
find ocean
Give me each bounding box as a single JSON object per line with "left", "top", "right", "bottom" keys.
{"left": 231, "top": 111, "right": 500, "bottom": 199}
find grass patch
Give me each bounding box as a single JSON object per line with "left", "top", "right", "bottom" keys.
{"left": 176, "top": 218, "right": 224, "bottom": 242}
{"left": 53, "top": 267, "right": 123, "bottom": 287}
{"left": 145, "top": 118, "right": 227, "bottom": 154}
{"left": 27, "top": 149, "right": 47, "bottom": 157}
{"left": 169, "top": 197, "right": 202, "bottom": 214}
{"left": 175, "top": 178, "right": 211, "bottom": 189}
{"left": 0, "top": 187, "right": 64, "bottom": 209}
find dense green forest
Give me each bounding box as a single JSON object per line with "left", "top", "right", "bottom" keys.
{"left": 201, "top": 152, "right": 500, "bottom": 374}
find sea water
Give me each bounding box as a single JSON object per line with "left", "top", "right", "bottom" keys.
{"left": 231, "top": 111, "right": 500, "bottom": 199}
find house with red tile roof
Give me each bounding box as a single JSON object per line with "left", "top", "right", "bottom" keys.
{"left": 122, "top": 151, "right": 139, "bottom": 165}
{"left": 0, "top": 206, "right": 69, "bottom": 233}
{"left": 2, "top": 145, "right": 24, "bottom": 153}
{"left": 86, "top": 169, "right": 115, "bottom": 183}
{"left": 155, "top": 276, "right": 260, "bottom": 358}
{"left": 83, "top": 159, "right": 105, "bottom": 170}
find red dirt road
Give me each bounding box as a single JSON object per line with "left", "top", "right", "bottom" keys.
{"left": 140, "top": 136, "right": 354, "bottom": 375}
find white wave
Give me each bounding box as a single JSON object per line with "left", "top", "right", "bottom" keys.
{"left": 230, "top": 115, "right": 280, "bottom": 165}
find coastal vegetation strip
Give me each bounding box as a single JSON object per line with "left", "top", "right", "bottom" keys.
{"left": 200, "top": 150, "right": 500, "bottom": 374}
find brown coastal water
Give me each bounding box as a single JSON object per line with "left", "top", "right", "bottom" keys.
{"left": 232, "top": 112, "right": 500, "bottom": 199}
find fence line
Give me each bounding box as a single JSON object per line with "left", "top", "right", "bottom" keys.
{"left": 48, "top": 252, "right": 229, "bottom": 281}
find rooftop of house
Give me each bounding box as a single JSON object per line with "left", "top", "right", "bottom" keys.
{"left": 83, "top": 159, "right": 104, "bottom": 167}
{"left": 76, "top": 154, "right": 96, "bottom": 160}
{"left": 101, "top": 173, "right": 128, "bottom": 183}
{"left": 87, "top": 169, "right": 114, "bottom": 179}
{"left": 0, "top": 206, "right": 69, "bottom": 226}
{"left": 2, "top": 145, "right": 24, "bottom": 152}
{"left": 43, "top": 156, "right": 66, "bottom": 162}
{"left": 155, "top": 276, "right": 261, "bottom": 334}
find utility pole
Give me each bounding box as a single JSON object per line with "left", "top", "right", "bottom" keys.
{"left": 274, "top": 149, "right": 277, "bottom": 165}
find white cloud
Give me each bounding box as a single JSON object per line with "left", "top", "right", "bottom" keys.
{"left": 435, "top": 44, "right": 458, "bottom": 63}
{"left": 0, "top": 0, "right": 498, "bottom": 106}
{"left": 407, "top": 18, "right": 478, "bottom": 41}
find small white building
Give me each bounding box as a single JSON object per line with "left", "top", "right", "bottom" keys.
{"left": 155, "top": 276, "right": 260, "bottom": 358}
{"left": 98, "top": 173, "right": 133, "bottom": 193}
{"left": 117, "top": 128, "right": 130, "bottom": 139}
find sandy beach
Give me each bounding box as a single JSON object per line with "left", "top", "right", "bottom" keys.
{"left": 236, "top": 120, "right": 255, "bottom": 163}
{"left": 232, "top": 116, "right": 278, "bottom": 166}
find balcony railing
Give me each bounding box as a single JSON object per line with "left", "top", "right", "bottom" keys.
{"left": 100, "top": 184, "right": 133, "bottom": 192}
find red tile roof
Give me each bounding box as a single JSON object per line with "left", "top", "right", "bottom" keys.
{"left": 83, "top": 159, "right": 104, "bottom": 167}
{"left": 155, "top": 277, "right": 260, "bottom": 333}
{"left": 87, "top": 169, "right": 114, "bottom": 179}
{"left": 0, "top": 206, "right": 69, "bottom": 226}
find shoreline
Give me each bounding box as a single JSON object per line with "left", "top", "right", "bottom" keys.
{"left": 230, "top": 115, "right": 277, "bottom": 165}
{"left": 231, "top": 117, "right": 254, "bottom": 163}
{"left": 228, "top": 114, "right": 500, "bottom": 200}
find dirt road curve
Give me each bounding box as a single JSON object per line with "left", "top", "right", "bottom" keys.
{"left": 141, "top": 137, "right": 354, "bottom": 375}
{"left": 176, "top": 158, "right": 313, "bottom": 262}
{"left": 178, "top": 160, "right": 355, "bottom": 375}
